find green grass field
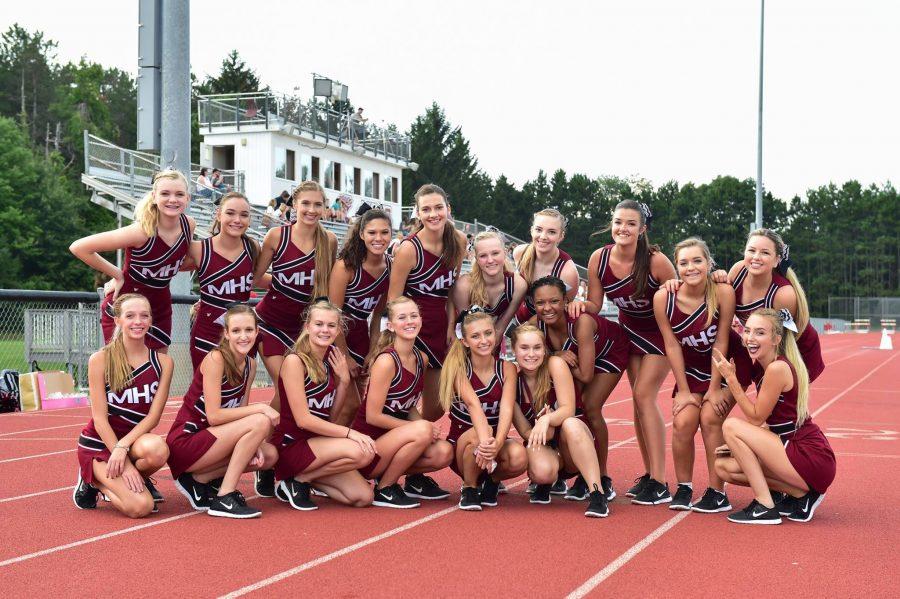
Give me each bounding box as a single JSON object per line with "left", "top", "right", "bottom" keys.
{"left": 0, "top": 337, "right": 70, "bottom": 373}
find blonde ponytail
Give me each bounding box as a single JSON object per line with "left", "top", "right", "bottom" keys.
{"left": 134, "top": 170, "right": 189, "bottom": 236}
{"left": 748, "top": 228, "right": 810, "bottom": 333}
{"left": 438, "top": 310, "right": 494, "bottom": 410}
{"left": 755, "top": 308, "right": 810, "bottom": 427}
{"left": 364, "top": 297, "right": 418, "bottom": 369}
{"left": 673, "top": 237, "right": 718, "bottom": 328}
{"left": 469, "top": 231, "right": 510, "bottom": 307}
{"left": 291, "top": 299, "right": 343, "bottom": 384}
{"left": 292, "top": 181, "right": 333, "bottom": 299}
{"left": 510, "top": 324, "right": 552, "bottom": 413}
{"left": 103, "top": 293, "right": 151, "bottom": 393}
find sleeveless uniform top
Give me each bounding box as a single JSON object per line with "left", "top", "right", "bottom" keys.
{"left": 483, "top": 272, "right": 516, "bottom": 318}
{"left": 732, "top": 266, "right": 824, "bottom": 382}
{"left": 516, "top": 374, "right": 585, "bottom": 425}
{"left": 403, "top": 234, "right": 457, "bottom": 366}
{"left": 539, "top": 312, "right": 630, "bottom": 375}
{"left": 78, "top": 350, "right": 164, "bottom": 452}
{"left": 665, "top": 291, "right": 720, "bottom": 386}
{"left": 449, "top": 359, "right": 506, "bottom": 430}
{"left": 255, "top": 225, "right": 317, "bottom": 331}
{"left": 170, "top": 355, "right": 251, "bottom": 435}
{"left": 342, "top": 260, "right": 391, "bottom": 367}
{"left": 515, "top": 248, "right": 572, "bottom": 324}
{"left": 274, "top": 351, "right": 338, "bottom": 442}
{"left": 354, "top": 348, "right": 424, "bottom": 433}
{"left": 596, "top": 244, "right": 664, "bottom": 355}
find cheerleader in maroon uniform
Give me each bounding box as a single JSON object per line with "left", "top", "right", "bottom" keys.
{"left": 329, "top": 209, "right": 392, "bottom": 426}
{"left": 530, "top": 276, "right": 629, "bottom": 500}
{"left": 351, "top": 297, "right": 454, "bottom": 507}
{"left": 167, "top": 305, "right": 279, "bottom": 519}
{"left": 186, "top": 192, "right": 261, "bottom": 369}
{"left": 73, "top": 294, "right": 173, "bottom": 518}
{"left": 713, "top": 308, "right": 836, "bottom": 525}
{"left": 511, "top": 208, "right": 580, "bottom": 326}
{"left": 272, "top": 300, "right": 376, "bottom": 511}
{"left": 70, "top": 170, "right": 196, "bottom": 351}
{"left": 654, "top": 238, "right": 752, "bottom": 512}
{"left": 509, "top": 325, "right": 609, "bottom": 517}
{"left": 570, "top": 199, "right": 676, "bottom": 504}
{"left": 451, "top": 230, "right": 527, "bottom": 340}
{"left": 440, "top": 308, "right": 526, "bottom": 511}
{"left": 726, "top": 229, "right": 825, "bottom": 382}
{"left": 388, "top": 184, "right": 467, "bottom": 421}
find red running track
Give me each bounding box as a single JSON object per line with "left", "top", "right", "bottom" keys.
{"left": 0, "top": 333, "right": 896, "bottom": 597}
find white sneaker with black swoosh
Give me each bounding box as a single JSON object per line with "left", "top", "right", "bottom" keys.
{"left": 787, "top": 491, "right": 825, "bottom": 523}
{"left": 727, "top": 499, "right": 782, "bottom": 525}
{"left": 208, "top": 490, "right": 261, "bottom": 519}
{"left": 174, "top": 473, "right": 211, "bottom": 511}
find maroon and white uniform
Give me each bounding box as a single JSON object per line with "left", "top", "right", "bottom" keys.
{"left": 663, "top": 291, "right": 752, "bottom": 394}
{"left": 341, "top": 262, "right": 390, "bottom": 367}
{"left": 77, "top": 351, "right": 164, "bottom": 483}
{"left": 514, "top": 248, "right": 572, "bottom": 325}
{"left": 752, "top": 357, "right": 835, "bottom": 493}
{"left": 255, "top": 225, "right": 317, "bottom": 357}
{"left": 352, "top": 348, "right": 424, "bottom": 440}
{"left": 100, "top": 214, "right": 191, "bottom": 349}
{"left": 447, "top": 359, "right": 506, "bottom": 445}
{"left": 516, "top": 375, "right": 587, "bottom": 427}
{"left": 484, "top": 272, "right": 516, "bottom": 318}
{"left": 596, "top": 244, "right": 664, "bottom": 356}
{"left": 272, "top": 352, "right": 338, "bottom": 481}
{"left": 403, "top": 234, "right": 457, "bottom": 367}
{"left": 190, "top": 237, "right": 255, "bottom": 369}
{"left": 166, "top": 356, "right": 251, "bottom": 479}
{"left": 539, "top": 313, "right": 630, "bottom": 375}
{"left": 732, "top": 267, "right": 825, "bottom": 382}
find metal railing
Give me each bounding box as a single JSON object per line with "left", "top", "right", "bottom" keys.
{"left": 196, "top": 91, "right": 411, "bottom": 163}
{"left": 828, "top": 296, "right": 900, "bottom": 330}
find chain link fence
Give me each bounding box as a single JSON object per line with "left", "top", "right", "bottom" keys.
{"left": 0, "top": 290, "right": 273, "bottom": 396}
{"left": 827, "top": 296, "right": 900, "bottom": 330}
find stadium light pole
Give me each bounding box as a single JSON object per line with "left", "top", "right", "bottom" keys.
{"left": 755, "top": 0, "right": 765, "bottom": 230}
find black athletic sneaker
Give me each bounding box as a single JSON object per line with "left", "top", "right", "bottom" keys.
{"left": 404, "top": 473, "right": 450, "bottom": 500}
{"left": 254, "top": 469, "right": 276, "bottom": 498}
{"left": 530, "top": 483, "right": 552, "bottom": 505}
{"left": 692, "top": 487, "right": 732, "bottom": 513}
{"left": 144, "top": 477, "right": 164, "bottom": 504}
{"left": 631, "top": 478, "right": 671, "bottom": 505}
{"left": 526, "top": 481, "right": 538, "bottom": 495}
{"left": 480, "top": 477, "right": 500, "bottom": 507}
{"left": 625, "top": 473, "right": 650, "bottom": 498}
{"left": 208, "top": 490, "right": 261, "bottom": 519}
{"left": 373, "top": 483, "right": 420, "bottom": 509}
{"left": 727, "top": 500, "right": 782, "bottom": 525}
{"left": 787, "top": 491, "right": 825, "bottom": 523}
{"left": 72, "top": 472, "right": 99, "bottom": 510}
{"left": 601, "top": 475, "right": 616, "bottom": 501}
{"left": 208, "top": 477, "right": 224, "bottom": 494}
{"left": 669, "top": 484, "right": 693, "bottom": 511}
{"left": 174, "top": 473, "right": 212, "bottom": 511}
{"left": 564, "top": 475, "right": 590, "bottom": 501}
{"left": 550, "top": 474, "right": 568, "bottom": 495}
{"left": 774, "top": 493, "right": 799, "bottom": 516}
{"left": 585, "top": 485, "right": 609, "bottom": 518}
{"left": 275, "top": 479, "right": 318, "bottom": 511}
{"left": 498, "top": 481, "right": 508, "bottom": 494}
{"left": 459, "top": 486, "right": 482, "bottom": 511}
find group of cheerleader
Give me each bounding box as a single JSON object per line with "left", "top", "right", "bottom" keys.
{"left": 67, "top": 170, "right": 836, "bottom": 525}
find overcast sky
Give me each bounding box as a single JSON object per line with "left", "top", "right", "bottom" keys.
{"left": 4, "top": 0, "right": 897, "bottom": 200}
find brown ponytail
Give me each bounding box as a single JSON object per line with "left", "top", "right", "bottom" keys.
{"left": 210, "top": 192, "right": 260, "bottom": 271}
{"left": 215, "top": 304, "right": 257, "bottom": 386}
{"left": 603, "top": 200, "right": 659, "bottom": 300}
{"left": 412, "top": 183, "right": 464, "bottom": 271}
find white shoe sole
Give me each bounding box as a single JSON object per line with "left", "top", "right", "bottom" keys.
{"left": 404, "top": 490, "right": 451, "bottom": 500}
{"left": 458, "top": 503, "right": 482, "bottom": 511}
{"left": 787, "top": 493, "right": 825, "bottom": 522}
{"left": 72, "top": 473, "right": 96, "bottom": 510}
{"left": 585, "top": 510, "right": 609, "bottom": 518}
{"left": 208, "top": 508, "right": 261, "bottom": 519}
{"left": 727, "top": 516, "right": 782, "bottom": 525}
{"left": 530, "top": 498, "right": 552, "bottom": 505}
{"left": 631, "top": 496, "right": 672, "bottom": 505}
{"left": 669, "top": 503, "right": 693, "bottom": 511}
{"left": 174, "top": 479, "right": 209, "bottom": 511}
{"left": 277, "top": 482, "right": 318, "bottom": 511}
{"left": 372, "top": 499, "right": 420, "bottom": 509}
{"left": 692, "top": 504, "right": 732, "bottom": 513}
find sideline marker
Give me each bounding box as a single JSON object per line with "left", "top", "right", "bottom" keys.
{"left": 879, "top": 328, "right": 893, "bottom": 351}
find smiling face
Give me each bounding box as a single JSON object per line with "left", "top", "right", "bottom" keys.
{"left": 387, "top": 299, "right": 422, "bottom": 341}
{"left": 305, "top": 307, "right": 341, "bottom": 348}
{"left": 475, "top": 236, "right": 506, "bottom": 277}
{"left": 611, "top": 208, "right": 644, "bottom": 247}
{"left": 115, "top": 297, "right": 152, "bottom": 341}
{"left": 416, "top": 193, "right": 449, "bottom": 232}
{"left": 675, "top": 245, "right": 710, "bottom": 287}
{"left": 743, "top": 235, "right": 778, "bottom": 276}
{"left": 362, "top": 217, "right": 392, "bottom": 257}
{"left": 743, "top": 313, "right": 781, "bottom": 362}
{"left": 154, "top": 177, "right": 189, "bottom": 218}
{"left": 461, "top": 316, "right": 495, "bottom": 357}
{"left": 295, "top": 190, "right": 325, "bottom": 226}
{"left": 513, "top": 330, "right": 546, "bottom": 374}
{"left": 533, "top": 284, "right": 566, "bottom": 325}
{"left": 217, "top": 196, "right": 251, "bottom": 238}
{"left": 224, "top": 313, "right": 258, "bottom": 356}
{"left": 531, "top": 214, "right": 565, "bottom": 253}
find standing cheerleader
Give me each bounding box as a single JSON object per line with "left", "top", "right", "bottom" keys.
{"left": 451, "top": 230, "right": 527, "bottom": 341}
{"left": 571, "top": 200, "right": 677, "bottom": 504}
{"left": 272, "top": 300, "right": 377, "bottom": 511}
{"left": 510, "top": 324, "right": 609, "bottom": 518}
{"left": 713, "top": 309, "right": 836, "bottom": 524}
{"left": 187, "top": 192, "right": 261, "bottom": 369}
{"left": 441, "top": 308, "right": 527, "bottom": 511}
{"left": 352, "top": 297, "right": 454, "bottom": 507}
{"left": 529, "top": 276, "right": 629, "bottom": 500}
{"left": 167, "top": 305, "right": 279, "bottom": 519}
{"left": 388, "top": 183, "right": 467, "bottom": 422}
{"left": 511, "top": 208, "right": 580, "bottom": 325}
{"left": 329, "top": 209, "right": 392, "bottom": 425}
{"left": 73, "top": 294, "right": 173, "bottom": 518}
{"left": 70, "top": 170, "right": 195, "bottom": 351}
{"left": 654, "top": 238, "right": 751, "bottom": 512}
{"left": 728, "top": 229, "right": 824, "bottom": 382}
{"left": 253, "top": 181, "right": 336, "bottom": 496}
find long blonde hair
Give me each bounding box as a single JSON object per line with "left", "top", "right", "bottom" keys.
{"left": 438, "top": 310, "right": 495, "bottom": 410}
{"left": 748, "top": 228, "right": 810, "bottom": 334}
{"left": 673, "top": 237, "right": 718, "bottom": 328}
{"left": 292, "top": 181, "right": 333, "bottom": 299}
{"left": 518, "top": 208, "right": 567, "bottom": 284}
{"left": 211, "top": 192, "right": 260, "bottom": 270}
{"left": 469, "top": 231, "right": 512, "bottom": 307}
{"left": 133, "top": 170, "right": 189, "bottom": 236}
{"left": 290, "top": 299, "right": 343, "bottom": 384}
{"left": 754, "top": 308, "right": 810, "bottom": 426}
{"left": 103, "top": 294, "right": 151, "bottom": 393}
{"left": 510, "top": 324, "right": 552, "bottom": 414}
{"left": 364, "top": 297, "right": 419, "bottom": 370}
{"left": 215, "top": 304, "right": 257, "bottom": 386}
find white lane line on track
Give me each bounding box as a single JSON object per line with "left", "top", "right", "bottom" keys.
{"left": 0, "top": 449, "right": 74, "bottom": 464}
{"left": 811, "top": 352, "right": 896, "bottom": 418}
{"left": 834, "top": 452, "right": 900, "bottom": 459}
{"left": 218, "top": 480, "right": 530, "bottom": 598}
{"left": 0, "top": 466, "right": 172, "bottom": 504}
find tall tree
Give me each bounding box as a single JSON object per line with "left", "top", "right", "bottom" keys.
{"left": 202, "top": 50, "right": 261, "bottom": 94}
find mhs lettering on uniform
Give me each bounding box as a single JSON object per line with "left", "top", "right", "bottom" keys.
{"left": 108, "top": 382, "right": 159, "bottom": 405}
{"left": 481, "top": 401, "right": 500, "bottom": 416}
{"left": 613, "top": 297, "right": 649, "bottom": 310}
{"left": 418, "top": 274, "right": 454, "bottom": 293}
{"left": 388, "top": 393, "right": 421, "bottom": 413}
{"left": 309, "top": 390, "right": 336, "bottom": 411}
{"left": 207, "top": 274, "right": 254, "bottom": 296}
{"left": 347, "top": 296, "right": 378, "bottom": 311}
{"left": 277, "top": 271, "right": 315, "bottom": 287}
{"left": 681, "top": 326, "right": 718, "bottom": 348}
{"left": 139, "top": 264, "right": 180, "bottom": 279}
